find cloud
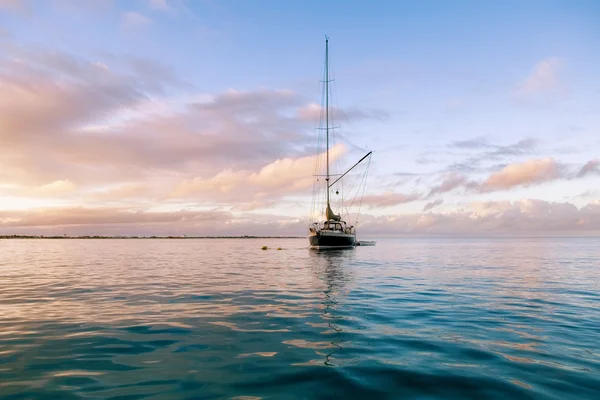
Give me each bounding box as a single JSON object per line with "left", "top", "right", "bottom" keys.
{"left": 488, "top": 138, "right": 538, "bottom": 158}
{"left": 423, "top": 199, "right": 443, "bottom": 212}
{"left": 0, "top": 45, "right": 334, "bottom": 201}
{"left": 480, "top": 158, "right": 562, "bottom": 192}
{"left": 428, "top": 172, "right": 473, "bottom": 196}
{"left": 360, "top": 191, "right": 421, "bottom": 208}
{"left": 2, "top": 200, "right": 599, "bottom": 236}
{"left": 451, "top": 137, "right": 491, "bottom": 149}
{"left": 0, "top": 0, "right": 25, "bottom": 11}
{"left": 1, "top": 41, "right": 369, "bottom": 213}
{"left": 121, "top": 11, "right": 152, "bottom": 30}
{"left": 0, "top": 180, "right": 78, "bottom": 207}
{"left": 37, "top": 180, "right": 76, "bottom": 196}
{"left": 515, "top": 57, "right": 561, "bottom": 96}
{"left": 449, "top": 138, "right": 537, "bottom": 158}
{"left": 171, "top": 143, "right": 346, "bottom": 202}
{"left": 577, "top": 190, "right": 600, "bottom": 199}
{"left": 0, "top": 207, "right": 304, "bottom": 237}
{"left": 356, "top": 199, "right": 600, "bottom": 235}
{"left": 441, "top": 138, "right": 539, "bottom": 174}
{"left": 0, "top": 207, "right": 230, "bottom": 229}
{"left": 0, "top": 47, "right": 182, "bottom": 185}
{"left": 424, "top": 157, "right": 599, "bottom": 197}
{"left": 577, "top": 159, "right": 599, "bottom": 178}
{"left": 148, "top": 0, "right": 172, "bottom": 11}
{"left": 87, "top": 183, "right": 154, "bottom": 202}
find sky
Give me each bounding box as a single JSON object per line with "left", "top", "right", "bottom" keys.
{"left": 1, "top": 0, "right": 599, "bottom": 236}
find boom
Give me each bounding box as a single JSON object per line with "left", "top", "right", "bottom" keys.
{"left": 328, "top": 151, "right": 372, "bottom": 188}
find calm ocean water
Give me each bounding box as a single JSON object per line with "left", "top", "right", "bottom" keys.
{"left": 0, "top": 237, "right": 599, "bottom": 399}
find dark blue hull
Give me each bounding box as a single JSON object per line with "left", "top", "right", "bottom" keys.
{"left": 309, "top": 233, "right": 355, "bottom": 248}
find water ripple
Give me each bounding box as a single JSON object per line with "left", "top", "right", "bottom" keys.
{"left": 0, "top": 237, "right": 599, "bottom": 399}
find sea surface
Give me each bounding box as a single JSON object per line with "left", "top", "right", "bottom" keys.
{"left": 0, "top": 237, "right": 599, "bottom": 399}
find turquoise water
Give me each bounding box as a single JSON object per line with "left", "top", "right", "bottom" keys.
{"left": 1, "top": 237, "right": 599, "bottom": 399}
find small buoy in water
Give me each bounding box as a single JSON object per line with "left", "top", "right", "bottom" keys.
{"left": 261, "top": 245, "right": 268, "bottom": 250}
{"left": 277, "top": 247, "right": 282, "bottom": 250}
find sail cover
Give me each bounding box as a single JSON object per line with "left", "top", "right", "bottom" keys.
{"left": 326, "top": 203, "right": 341, "bottom": 221}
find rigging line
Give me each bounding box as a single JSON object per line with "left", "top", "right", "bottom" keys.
{"left": 344, "top": 163, "right": 368, "bottom": 217}
{"left": 342, "top": 158, "right": 369, "bottom": 223}
{"left": 347, "top": 158, "right": 367, "bottom": 194}
{"left": 343, "top": 160, "right": 365, "bottom": 209}
{"left": 355, "top": 156, "right": 371, "bottom": 225}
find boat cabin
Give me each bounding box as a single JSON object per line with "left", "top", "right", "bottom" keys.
{"left": 310, "top": 220, "right": 355, "bottom": 235}
{"left": 324, "top": 220, "right": 344, "bottom": 231}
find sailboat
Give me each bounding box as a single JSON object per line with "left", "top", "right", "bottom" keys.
{"left": 308, "top": 37, "right": 373, "bottom": 249}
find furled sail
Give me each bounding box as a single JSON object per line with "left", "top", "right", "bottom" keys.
{"left": 326, "top": 203, "right": 341, "bottom": 221}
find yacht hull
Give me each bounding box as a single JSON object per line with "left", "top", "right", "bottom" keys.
{"left": 309, "top": 232, "right": 355, "bottom": 249}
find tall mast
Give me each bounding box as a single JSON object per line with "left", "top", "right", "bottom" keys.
{"left": 325, "top": 36, "right": 330, "bottom": 207}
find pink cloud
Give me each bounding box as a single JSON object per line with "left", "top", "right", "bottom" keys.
{"left": 356, "top": 199, "right": 600, "bottom": 236}
{"left": 0, "top": 47, "right": 325, "bottom": 198}
{"left": 171, "top": 143, "right": 346, "bottom": 202}
{"left": 2, "top": 199, "right": 599, "bottom": 236}
{"left": 480, "top": 158, "right": 562, "bottom": 192}
{"left": 515, "top": 57, "right": 561, "bottom": 96}
{"left": 425, "top": 157, "right": 598, "bottom": 197}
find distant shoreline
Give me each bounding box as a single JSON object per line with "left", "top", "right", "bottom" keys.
{"left": 0, "top": 235, "right": 304, "bottom": 240}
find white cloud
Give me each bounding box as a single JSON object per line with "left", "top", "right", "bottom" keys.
{"left": 2, "top": 180, "right": 77, "bottom": 199}
{"left": 37, "top": 180, "right": 76, "bottom": 196}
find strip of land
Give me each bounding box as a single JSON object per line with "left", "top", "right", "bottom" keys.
{"left": 0, "top": 235, "right": 303, "bottom": 239}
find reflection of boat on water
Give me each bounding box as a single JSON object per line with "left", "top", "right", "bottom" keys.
{"left": 308, "top": 37, "right": 373, "bottom": 250}
{"left": 308, "top": 249, "right": 354, "bottom": 366}
{"left": 310, "top": 248, "right": 354, "bottom": 292}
